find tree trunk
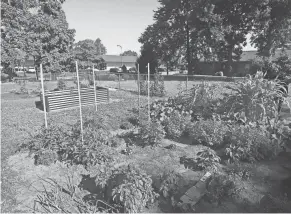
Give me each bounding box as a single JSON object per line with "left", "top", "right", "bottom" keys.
{"left": 186, "top": 22, "right": 192, "bottom": 75}
{"left": 166, "top": 63, "right": 169, "bottom": 75}
{"left": 226, "top": 45, "right": 233, "bottom": 76}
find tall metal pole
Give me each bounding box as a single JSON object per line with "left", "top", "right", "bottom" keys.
{"left": 117, "top": 45, "right": 123, "bottom": 67}
{"left": 76, "top": 61, "right": 84, "bottom": 142}
{"left": 148, "top": 63, "right": 150, "bottom": 122}
{"left": 40, "top": 64, "right": 48, "bottom": 128}
{"left": 92, "top": 65, "right": 98, "bottom": 112}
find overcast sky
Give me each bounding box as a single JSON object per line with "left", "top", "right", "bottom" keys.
{"left": 62, "top": 0, "right": 256, "bottom": 55}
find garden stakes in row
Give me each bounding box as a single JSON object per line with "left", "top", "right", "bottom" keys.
{"left": 92, "top": 65, "right": 98, "bottom": 112}
{"left": 40, "top": 63, "right": 48, "bottom": 128}
{"left": 76, "top": 61, "right": 84, "bottom": 142}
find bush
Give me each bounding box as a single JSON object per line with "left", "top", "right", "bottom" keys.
{"left": 205, "top": 173, "right": 237, "bottom": 205}
{"left": 34, "top": 149, "right": 58, "bottom": 166}
{"left": 163, "top": 111, "right": 192, "bottom": 139}
{"left": 109, "top": 68, "right": 119, "bottom": 73}
{"left": 108, "top": 74, "right": 118, "bottom": 81}
{"left": 139, "top": 120, "right": 165, "bottom": 146}
{"left": 1, "top": 73, "right": 9, "bottom": 82}
{"left": 221, "top": 73, "right": 289, "bottom": 123}
{"left": 121, "top": 73, "right": 130, "bottom": 80}
{"left": 57, "top": 79, "right": 67, "bottom": 90}
{"left": 109, "top": 165, "right": 159, "bottom": 213}
{"left": 159, "top": 170, "right": 181, "bottom": 198}
{"left": 224, "top": 125, "right": 282, "bottom": 163}
{"left": 129, "top": 67, "right": 137, "bottom": 73}
{"left": 121, "top": 65, "right": 127, "bottom": 72}
{"left": 140, "top": 73, "right": 166, "bottom": 97}
{"left": 174, "top": 82, "right": 219, "bottom": 119}
{"left": 189, "top": 119, "right": 229, "bottom": 148}
{"left": 21, "top": 117, "right": 118, "bottom": 168}
{"left": 180, "top": 148, "right": 221, "bottom": 172}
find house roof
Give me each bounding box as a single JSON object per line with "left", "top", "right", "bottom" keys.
{"left": 98, "top": 55, "right": 137, "bottom": 63}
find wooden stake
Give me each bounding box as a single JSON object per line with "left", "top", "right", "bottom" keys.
{"left": 92, "top": 65, "right": 98, "bottom": 112}
{"left": 76, "top": 61, "right": 84, "bottom": 142}
{"left": 148, "top": 63, "right": 150, "bottom": 122}
{"left": 137, "top": 64, "right": 140, "bottom": 118}
{"left": 40, "top": 64, "right": 48, "bottom": 128}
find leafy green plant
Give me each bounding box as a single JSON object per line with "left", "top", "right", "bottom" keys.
{"left": 34, "top": 149, "right": 58, "bottom": 166}
{"left": 140, "top": 73, "right": 166, "bottom": 97}
{"left": 1, "top": 73, "right": 9, "bottom": 82}
{"left": 224, "top": 125, "right": 282, "bottom": 163}
{"left": 33, "top": 175, "right": 118, "bottom": 213}
{"left": 221, "top": 73, "right": 290, "bottom": 123}
{"left": 159, "top": 171, "right": 180, "bottom": 198}
{"left": 195, "top": 148, "right": 221, "bottom": 171}
{"left": 109, "top": 165, "right": 159, "bottom": 213}
{"left": 57, "top": 79, "right": 67, "bottom": 90}
{"left": 139, "top": 120, "right": 165, "bottom": 146}
{"left": 163, "top": 110, "right": 192, "bottom": 139}
{"left": 108, "top": 74, "right": 118, "bottom": 81}
{"left": 205, "top": 173, "right": 238, "bottom": 205}
{"left": 224, "top": 163, "right": 253, "bottom": 181}
{"left": 189, "top": 119, "right": 229, "bottom": 147}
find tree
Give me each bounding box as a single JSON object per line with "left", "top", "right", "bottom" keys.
{"left": 140, "top": 0, "right": 222, "bottom": 75}
{"left": 1, "top": 0, "right": 32, "bottom": 77}
{"left": 121, "top": 50, "right": 138, "bottom": 56}
{"left": 25, "top": 0, "right": 75, "bottom": 78}
{"left": 73, "top": 38, "right": 107, "bottom": 69}
{"left": 212, "top": 0, "right": 262, "bottom": 76}
{"left": 251, "top": 0, "right": 291, "bottom": 59}
{"left": 94, "top": 38, "right": 107, "bottom": 55}
{"left": 137, "top": 44, "right": 158, "bottom": 74}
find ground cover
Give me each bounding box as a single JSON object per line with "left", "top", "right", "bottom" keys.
{"left": 1, "top": 75, "right": 291, "bottom": 213}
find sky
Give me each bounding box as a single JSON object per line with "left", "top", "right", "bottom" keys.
{"left": 62, "top": 0, "right": 256, "bottom": 55}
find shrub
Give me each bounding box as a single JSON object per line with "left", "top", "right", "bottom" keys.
{"left": 159, "top": 171, "right": 181, "bottom": 198}
{"left": 109, "top": 68, "right": 119, "bottom": 73}
{"left": 150, "top": 73, "right": 166, "bottom": 97}
{"left": 1, "top": 73, "right": 9, "bottom": 82}
{"left": 121, "top": 65, "right": 127, "bottom": 72}
{"left": 221, "top": 73, "right": 289, "bottom": 123}
{"left": 139, "top": 120, "right": 165, "bottom": 146}
{"left": 180, "top": 148, "right": 221, "bottom": 172}
{"left": 34, "top": 149, "right": 58, "bottom": 166}
{"left": 189, "top": 119, "right": 229, "bottom": 147}
{"left": 21, "top": 117, "right": 117, "bottom": 168}
{"left": 57, "top": 79, "right": 67, "bottom": 90}
{"left": 140, "top": 73, "right": 166, "bottom": 97}
{"left": 108, "top": 74, "right": 118, "bottom": 81}
{"left": 120, "top": 120, "right": 134, "bottom": 130}
{"left": 205, "top": 173, "right": 238, "bottom": 205}
{"left": 121, "top": 73, "right": 130, "bottom": 80}
{"left": 224, "top": 125, "right": 281, "bottom": 163}
{"left": 129, "top": 67, "right": 137, "bottom": 73}
{"left": 163, "top": 110, "right": 192, "bottom": 139}
{"left": 174, "top": 82, "right": 219, "bottom": 119}
{"left": 109, "top": 165, "right": 159, "bottom": 213}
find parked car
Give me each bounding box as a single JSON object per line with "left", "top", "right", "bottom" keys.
{"left": 27, "top": 67, "right": 36, "bottom": 73}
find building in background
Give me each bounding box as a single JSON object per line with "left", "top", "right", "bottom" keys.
{"left": 98, "top": 55, "right": 137, "bottom": 70}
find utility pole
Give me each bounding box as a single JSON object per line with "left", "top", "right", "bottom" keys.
{"left": 117, "top": 45, "right": 123, "bottom": 67}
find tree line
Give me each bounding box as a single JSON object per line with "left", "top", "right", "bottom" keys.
{"left": 138, "top": 0, "right": 291, "bottom": 75}
{"left": 1, "top": 0, "right": 138, "bottom": 79}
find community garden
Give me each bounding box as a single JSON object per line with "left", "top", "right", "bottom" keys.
{"left": 2, "top": 72, "right": 291, "bottom": 213}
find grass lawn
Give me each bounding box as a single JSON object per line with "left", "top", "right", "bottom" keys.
{"left": 1, "top": 80, "right": 291, "bottom": 212}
